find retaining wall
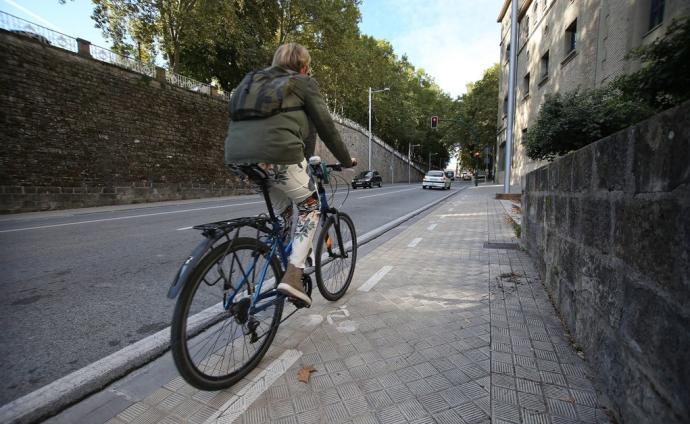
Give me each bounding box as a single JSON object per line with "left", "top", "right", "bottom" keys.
{"left": 0, "top": 30, "right": 424, "bottom": 213}
{"left": 522, "top": 101, "right": 690, "bottom": 423}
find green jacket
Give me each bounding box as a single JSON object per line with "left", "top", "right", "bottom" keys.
{"left": 224, "top": 66, "right": 352, "bottom": 167}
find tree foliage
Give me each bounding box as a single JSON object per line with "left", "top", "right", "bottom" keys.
{"left": 79, "top": 0, "right": 457, "bottom": 160}
{"left": 440, "top": 65, "right": 499, "bottom": 171}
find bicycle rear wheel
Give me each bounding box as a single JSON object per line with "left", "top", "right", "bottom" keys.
{"left": 171, "top": 237, "right": 284, "bottom": 390}
{"left": 314, "top": 212, "right": 357, "bottom": 301}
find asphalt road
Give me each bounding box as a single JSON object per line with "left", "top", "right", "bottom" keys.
{"left": 0, "top": 181, "right": 470, "bottom": 404}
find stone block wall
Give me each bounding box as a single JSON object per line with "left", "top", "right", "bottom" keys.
{"left": 0, "top": 30, "right": 423, "bottom": 213}
{"left": 522, "top": 101, "right": 690, "bottom": 423}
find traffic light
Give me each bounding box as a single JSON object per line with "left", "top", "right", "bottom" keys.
{"left": 431, "top": 116, "right": 438, "bottom": 129}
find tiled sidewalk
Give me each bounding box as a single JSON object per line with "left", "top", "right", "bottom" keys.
{"left": 105, "top": 185, "right": 610, "bottom": 424}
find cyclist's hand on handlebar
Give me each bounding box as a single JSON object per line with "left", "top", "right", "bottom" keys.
{"left": 349, "top": 158, "right": 357, "bottom": 167}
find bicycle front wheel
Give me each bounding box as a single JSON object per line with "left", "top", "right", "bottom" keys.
{"left": 314, "top": 212, "right": 357, "bottom": 301}
{"left": 171, "top": 237, "right": 284, "bottom": 390}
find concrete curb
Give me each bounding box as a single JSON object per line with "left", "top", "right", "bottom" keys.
{"left": 0, "top": 186, "right": 464, "bottom": 424}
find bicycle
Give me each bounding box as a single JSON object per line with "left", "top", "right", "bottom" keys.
{"left": 167, "top": 156, "right": 357, "bottom": 390}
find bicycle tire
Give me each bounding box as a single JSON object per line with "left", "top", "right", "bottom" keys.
{"left": 171, "top": 237, "right": 284, "bottom": 390}
{"left": 314, "top": 212, "right": 357, "bottom": 301}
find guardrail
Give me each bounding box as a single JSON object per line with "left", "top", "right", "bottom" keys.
{"left": 90, "top": 44, "right": 156, "bottom": 78}
{"left": 0, "top": 10, "right": 229, "bottom": 101}
{"left": 331, "top": 112, "right": 423, "bottom": 171}
{"left": 0, "top": 9, "right": 77, "bottom": 52}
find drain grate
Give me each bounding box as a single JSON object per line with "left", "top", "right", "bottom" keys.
{"left": 483, "top": 242, "right": 520, "bottom": 250}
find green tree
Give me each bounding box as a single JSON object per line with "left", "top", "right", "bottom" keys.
{"left": 78, "top": 0, "right": 458, "bottom": 162}
{"left": 439, "top": 65, "right": 499, "bottom": 171}
{"left": 90, "top": 0, "right": 201, "bottom": 71}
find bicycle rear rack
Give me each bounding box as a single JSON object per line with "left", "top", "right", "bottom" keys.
{"left": 193, "top": 216, "right": 274, "bottom": 238}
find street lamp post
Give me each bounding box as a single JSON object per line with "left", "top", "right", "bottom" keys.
{"left": 368, "top": 86, "right": 390, "bottom": 170}
{"left": 428, "top": 152, "right": 438, "bottom": 171}
{"left": 408, "top": 143, "right": 420, "bottom": 184}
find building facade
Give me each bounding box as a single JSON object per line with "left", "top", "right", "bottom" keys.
{"left": 496, "top": 0, "right": 690, "bottom": 190}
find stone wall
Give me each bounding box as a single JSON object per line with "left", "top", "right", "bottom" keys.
{"left": 0, "top": 30, "right": 424, "bottom": 213}
{"left": 522, "top": 101, "right": 690, "bottom": 423}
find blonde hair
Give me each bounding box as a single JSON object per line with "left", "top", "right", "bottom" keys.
{"left": 272, "top": 43, "right": 311, "bottom": 73}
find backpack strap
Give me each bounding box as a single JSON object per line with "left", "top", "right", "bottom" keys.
{"left": 233, "top": 71, "right": 255, "bottom": 112}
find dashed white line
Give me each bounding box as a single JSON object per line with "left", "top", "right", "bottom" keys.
{"left": 427, "top": 223, "right": 437, "bottom": 231}
{"left": 358, "top": 265, "right": 393, "bottom": 292}
{"left": 205, "top": 349, "right": 302, "bottom": 423}
{"left": 176, "top": 226, "right": 193, "bottom": 231}
{"left": 407, "top": 237, "right": 422, "bottom": 247}
{"left": 0, "top": 201, "right": 265, "bottom": 233}
{"left": 438, "top": 213, "right": 485, "bottom": 218}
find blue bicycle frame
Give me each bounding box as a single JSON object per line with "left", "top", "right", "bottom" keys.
{"left": 224, "top": 162, "right": 336, "bottom": 313}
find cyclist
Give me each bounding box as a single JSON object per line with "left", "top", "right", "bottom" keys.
{"left": 224, "top": 43, "right": 356, "bottom": 306}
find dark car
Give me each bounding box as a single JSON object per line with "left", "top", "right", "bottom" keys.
{"left": 352, "top": 170, "right": 382, "bottom": 189}
{"left": 445, "top": 170, "right": 455, "bottom": 181}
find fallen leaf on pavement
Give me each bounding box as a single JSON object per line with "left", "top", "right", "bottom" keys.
{"left": 298, "top": 365, "right": 316, "bottom": 383}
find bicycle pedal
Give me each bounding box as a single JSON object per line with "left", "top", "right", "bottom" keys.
{"left": 289, "top": 297, "right": 311, "bottom": 309}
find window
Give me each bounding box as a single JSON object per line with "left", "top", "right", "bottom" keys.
{"left": 505, "top": 42, "right": 511, "bottom": 61}
{"left": 649, "top": 0, "right": 665, "bottom": 30}
{"left": 523, "top": 73, "right": 530, "bottom": 97}
{"left": 540, "top": 51, "right": 550, "bottom": 79}
{"left": 565, "top": 19, "right": 577, "bottom": 54}
{"left": 503, "top": 96, "right": 508, "bottom": 116}
{"left": 521, "top": 16, "right": 530, "bottom": 40}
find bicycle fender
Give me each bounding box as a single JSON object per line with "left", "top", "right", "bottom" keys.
{"left": 167, "top": 236, "right": 218, "bottom": 299}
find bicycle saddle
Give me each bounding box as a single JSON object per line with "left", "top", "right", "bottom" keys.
{"left": 227, "top": 163, "right": 270, "bottom": 184}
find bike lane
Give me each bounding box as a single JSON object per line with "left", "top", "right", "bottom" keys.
{"left": 41, "top": 185, "right": 611, "bottom": 424}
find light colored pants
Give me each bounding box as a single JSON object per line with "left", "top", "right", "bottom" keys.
{"left": 261, "top": 160, "right": 319, "bottom": 269}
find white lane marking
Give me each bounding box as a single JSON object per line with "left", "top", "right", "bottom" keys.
{"left": 357, "top": 188, "right": 417, "bottom": 199}
{"left": 358, "top": 265, "right": 393, "bottom": 292}
{"left": 176, "top": 226, "right": 193, "bottom": 231}
{"left": 427, "top": 224, "right": 437, "bottom": 231}
{"left": 326, "top": 305, "right": 357, "bottom": 333}
{"left": 0, "top": 201, "right": 265, "bottom": 233}
{"left": 206, "top": 349, "right": 302, "bottom": 424}
{"left": 407, "top": 237, "right": 422, "bottom": 247}
{"left": 438, "top": 213, "right": 484, "bottom": 218}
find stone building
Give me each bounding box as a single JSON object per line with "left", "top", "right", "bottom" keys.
{"left": 495, "top": 0, "right": 690, "bottom": 190}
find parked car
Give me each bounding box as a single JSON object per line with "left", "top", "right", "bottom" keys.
{"left": 474, "top": 171, "right": 486, "bottom": 182}
{"left": 352, "top": 170, "right": 382, "bottom": 189}
{"left": 445, "top": 170, "right": 455, "bottom": 181}
{"left": 461, "top": 171, "right": 472, "bottom": 181}
{"left": 422, "top": 170, "right": 451, "bottom": 190}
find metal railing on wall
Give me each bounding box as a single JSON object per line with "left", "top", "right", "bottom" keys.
{"left": 0, "top": 10, "right": 229, "bottom": 101}
{"left": 0, "top": 9, "right": 77, "bottom": 52}
{"left": 89, "top": 44, "right": 156, "bottom": 78}
{"left": 331, "top": 113, "right": 424, "bottom": 172}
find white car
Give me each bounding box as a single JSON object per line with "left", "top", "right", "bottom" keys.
{"left": 422, "top": 170, "right": 451, "bottom": 190}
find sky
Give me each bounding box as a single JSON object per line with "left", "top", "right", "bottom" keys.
{"left": 2, "top": 0, "right": 504, "bottom": 99}
{"left": 359, "top": 0, "right": 504, "bottom": 98}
